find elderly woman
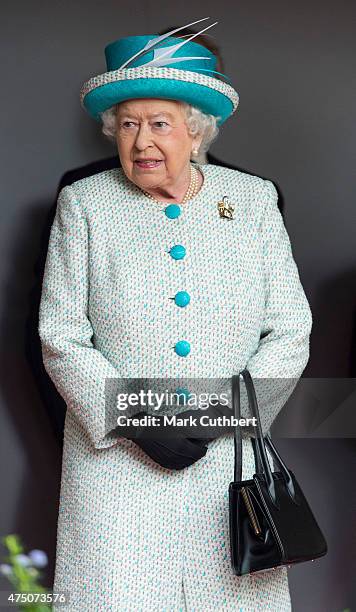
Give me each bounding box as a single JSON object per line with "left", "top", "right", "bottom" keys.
{"left": 39, "top": 18, "right": 312, "bottom": 611}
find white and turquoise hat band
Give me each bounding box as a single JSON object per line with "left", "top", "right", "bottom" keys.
{"left": 80, "top": 17, "right": 240, "bottom": 126}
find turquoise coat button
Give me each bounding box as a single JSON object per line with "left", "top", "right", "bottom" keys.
{"left": 165, "top": 204, "right": 181, "bottom": 219}
{"left": 174, "top": 291, "right": 190, "bottom": 307}
{"left": 169, "top": 244, "right": 186, "bottom": 260}
{"left": 175, "top": 387, "right": 191, "bottom": 404}
{"left": 174, "top": 340, "right": 191, "bottom": 357}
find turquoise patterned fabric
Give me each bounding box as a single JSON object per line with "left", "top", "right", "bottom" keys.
{"left": 39, "top": 163, "right": 312, "bottom": 610}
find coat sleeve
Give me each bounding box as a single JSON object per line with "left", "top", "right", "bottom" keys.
{"left": 38, "top": 184, "right": 121, "bottom": 450}
{"left": 240, "top": 179, "right": 313, "bottom": 436}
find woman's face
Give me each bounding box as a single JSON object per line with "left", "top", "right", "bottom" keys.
{"left": 116, "top": 98, "right": 202, "bottom": 191}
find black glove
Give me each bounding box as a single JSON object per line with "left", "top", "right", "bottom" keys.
{"left": 181, "top": 401, "right": 234, "bottom": 444}
{"left": 124, "top": 411, "right": 208, "bottom": 470}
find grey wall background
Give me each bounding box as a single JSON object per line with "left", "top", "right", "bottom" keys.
{"left": 1, "top": 1, "right": 356, "bottom": 610}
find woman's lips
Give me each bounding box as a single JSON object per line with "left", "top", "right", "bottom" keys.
{"left": 134, "top": 160, "right": 163, "bottom": 169}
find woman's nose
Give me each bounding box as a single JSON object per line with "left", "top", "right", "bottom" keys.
{"left": 134, "top": 124, "right": 153, "bottom": 150}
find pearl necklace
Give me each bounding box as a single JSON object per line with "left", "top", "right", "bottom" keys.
{"left": 140, "top": 164, "right": 200, "bottom": 205}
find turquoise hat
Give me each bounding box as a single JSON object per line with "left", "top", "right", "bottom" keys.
{"left": 80, "top": 17, "right": 239, "bottom": 126}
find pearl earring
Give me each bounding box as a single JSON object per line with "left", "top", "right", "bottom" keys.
{"left": 192, "top": 148, "right": 199, "bottom": 156}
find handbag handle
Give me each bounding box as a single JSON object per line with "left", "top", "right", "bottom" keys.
{"left": 264, "top": 432, "right": 296, "bottom": 499}
{"left": 232, "top": 370, "right": 296, "bottom": 506}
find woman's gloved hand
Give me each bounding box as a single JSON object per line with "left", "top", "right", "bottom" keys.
{"left": 181, "top": 401, "right": 234, "bottom": 444}
{"left": 124, "top": 411, "right": 208, "bottom": 470}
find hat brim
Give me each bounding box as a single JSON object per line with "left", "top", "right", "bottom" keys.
{"left": 80, "top": 67, "right": 239, "bottom": 126}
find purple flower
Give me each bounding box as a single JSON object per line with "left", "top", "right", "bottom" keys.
{"left": 15, "top": 554, "right": 31, "bottom": 567}
{"left": 28, "top": 549, "right": 48, "bottom": 568}
{"left": 0, "top": 564, "right": 13, "bottom": 576}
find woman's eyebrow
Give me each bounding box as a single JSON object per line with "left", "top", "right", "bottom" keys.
{"left": 118, "top": 112, "right": 175, "bottom": 120}
{"left": 150, "top": 112, "right": 174, "bottom": 119}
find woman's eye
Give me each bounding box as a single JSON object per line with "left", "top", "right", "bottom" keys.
{"left": 120, "top": 121, "right": 168, "bottom": 129}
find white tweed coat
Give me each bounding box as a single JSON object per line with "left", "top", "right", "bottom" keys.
{"left": 38, "top": 162, "right": 313, "bottom": 611}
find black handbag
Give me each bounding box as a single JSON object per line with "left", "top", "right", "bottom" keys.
{"left": 228, "top": 369, "right": 328, "bottom": 576}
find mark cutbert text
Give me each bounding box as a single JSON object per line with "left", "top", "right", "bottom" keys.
{"left": 117, "top": 414, "right": 257, "bottom": 427}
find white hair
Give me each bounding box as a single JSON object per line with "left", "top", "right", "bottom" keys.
{"left": 99, "top": 101, "right": 220, "bottom": 164}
